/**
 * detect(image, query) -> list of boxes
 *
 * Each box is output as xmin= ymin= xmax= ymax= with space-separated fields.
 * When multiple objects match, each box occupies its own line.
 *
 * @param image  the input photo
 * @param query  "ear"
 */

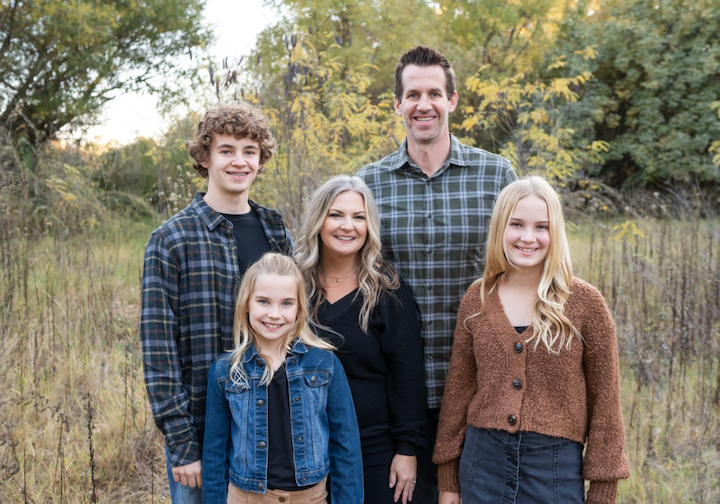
xmin=448 ymin=91 xmax=459 ymax=113
xmin=394 ymin=96 xmax=402 ymax=115
xmin=257 ymin=164 xmax=263 ymax=174
xmin=200 ymin=159 xmax=209 ymax=169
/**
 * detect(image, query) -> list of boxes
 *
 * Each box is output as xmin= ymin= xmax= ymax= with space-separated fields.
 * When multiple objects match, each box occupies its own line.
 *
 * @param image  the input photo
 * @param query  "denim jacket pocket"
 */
xmin=224 ymin=380 xmax=251 ymax=470
xmin=303 ymin=372 xmax=330 ymax=407
xmin=301 ymin=372 xmax=331 ymax=467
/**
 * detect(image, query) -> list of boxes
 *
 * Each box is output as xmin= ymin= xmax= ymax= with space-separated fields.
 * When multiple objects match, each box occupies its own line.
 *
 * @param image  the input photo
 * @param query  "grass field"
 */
xmin=1 ymin=214 xmax=719 ymax=502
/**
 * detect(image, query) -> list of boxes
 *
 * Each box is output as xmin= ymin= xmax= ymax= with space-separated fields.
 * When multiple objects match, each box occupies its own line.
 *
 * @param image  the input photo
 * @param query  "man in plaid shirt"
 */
xmin=141 ymin=104 xmax=293 ymax=503
xmin=357 ymin=46 xmax=517 ymax=503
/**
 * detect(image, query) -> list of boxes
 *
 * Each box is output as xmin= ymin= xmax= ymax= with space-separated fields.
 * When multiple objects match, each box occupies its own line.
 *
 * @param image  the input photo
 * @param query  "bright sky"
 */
xmin=85 ymin=1 xmax=277 ymax=145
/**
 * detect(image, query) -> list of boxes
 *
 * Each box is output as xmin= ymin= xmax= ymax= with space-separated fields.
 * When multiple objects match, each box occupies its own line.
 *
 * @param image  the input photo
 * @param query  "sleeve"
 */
xmin=432 ymin=288 xmax=480 ymax=493
xmin=283 ymin=227 xmax=295 ymax=255
xmin=140 ymin=231 xmax=200 ymax=466
xmin=201 ymin=361 xmax=232 ymax=503
xmin=377 ymin=278 xmax=427 ymax=456
xmin=502 ymin=158 xmax=518 ymax=187
xmin=327 ymin=354 xmax=364 ymax=504
xmin=581 ymin=286 xmax=631 ymax=504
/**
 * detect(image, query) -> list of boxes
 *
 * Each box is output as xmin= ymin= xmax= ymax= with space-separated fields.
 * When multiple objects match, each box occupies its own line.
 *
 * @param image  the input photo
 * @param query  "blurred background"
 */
xmin=1 ymin=0 xmax=719 ymax=501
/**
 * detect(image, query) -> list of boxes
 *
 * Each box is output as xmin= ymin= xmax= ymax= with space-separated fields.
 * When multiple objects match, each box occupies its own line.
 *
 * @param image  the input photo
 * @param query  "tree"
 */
xmin=0 ymin=0 xmax=211 ymax=145
xmin=555 ymin=0 xmax=720 ymax=187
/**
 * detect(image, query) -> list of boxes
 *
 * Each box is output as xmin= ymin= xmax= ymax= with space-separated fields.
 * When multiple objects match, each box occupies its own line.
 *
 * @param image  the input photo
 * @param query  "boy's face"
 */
xmin=201 ymin=133 xmax=262 ymax=202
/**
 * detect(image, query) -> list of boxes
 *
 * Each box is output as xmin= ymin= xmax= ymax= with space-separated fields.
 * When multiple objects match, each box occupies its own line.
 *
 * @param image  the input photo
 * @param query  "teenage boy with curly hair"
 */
xmin=141 ymin=103 xmax=293 ymax=503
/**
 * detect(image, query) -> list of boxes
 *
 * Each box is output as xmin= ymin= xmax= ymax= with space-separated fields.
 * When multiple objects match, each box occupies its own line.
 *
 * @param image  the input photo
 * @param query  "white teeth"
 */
xmin=336 ymin=236 xmax=354 ymax=241
xmin=416 ymin=118 xmax=433 ymax=122
xmin=518 ymin=247 xmax=537 ymax=252
xmin=264 ymin=323 xmax=281 ymax=328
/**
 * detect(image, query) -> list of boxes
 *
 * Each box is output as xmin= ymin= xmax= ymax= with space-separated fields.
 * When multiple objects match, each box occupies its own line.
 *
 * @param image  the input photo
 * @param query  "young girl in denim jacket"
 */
xmin=203 ymin=253 xmax=364 ymax=503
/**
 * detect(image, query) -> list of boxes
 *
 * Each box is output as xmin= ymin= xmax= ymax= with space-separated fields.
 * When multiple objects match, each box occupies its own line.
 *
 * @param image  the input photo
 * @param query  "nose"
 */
xmin=339 ymin=216 xmax=353 ymax=230
xmin=267 ymin=304 xmax=280 ymax=319
xmin=521 ymin=229 xmax=535 ymax=242
xmin=231 ymin=153 xmax=247 ymax=166
xmin=417 ymin=94 xmax=432 ymax=111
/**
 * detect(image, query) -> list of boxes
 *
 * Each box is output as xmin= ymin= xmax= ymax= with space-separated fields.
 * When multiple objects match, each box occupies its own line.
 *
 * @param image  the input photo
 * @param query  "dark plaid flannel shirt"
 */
xmin=141 ymin=193 xmax=293 ymax=467
xmin=358 ymin=135 xmax=517 ymax=409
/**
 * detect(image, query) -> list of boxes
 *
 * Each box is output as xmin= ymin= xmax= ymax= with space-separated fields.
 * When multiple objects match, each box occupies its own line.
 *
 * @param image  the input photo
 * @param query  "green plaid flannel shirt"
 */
xmin=141 ymin=193 xmax=293 ymax=467
xmin=358 ymin=135 xmax=517 ymax=409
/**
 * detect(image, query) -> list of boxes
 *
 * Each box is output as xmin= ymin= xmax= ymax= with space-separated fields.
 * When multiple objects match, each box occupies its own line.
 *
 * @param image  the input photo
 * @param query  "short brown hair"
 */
xmin=187 ymin=103 xmax=277 ymax=177
xmin=394 ymin=46 xmax=456 ymax=102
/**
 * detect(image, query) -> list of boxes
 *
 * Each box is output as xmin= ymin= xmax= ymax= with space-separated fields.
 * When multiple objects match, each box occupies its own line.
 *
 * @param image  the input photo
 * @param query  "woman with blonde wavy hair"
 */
xmin=296 ymin=175 xmax=426 ymax=504
xmin=433 ymin=177 xmax=629 ymax=504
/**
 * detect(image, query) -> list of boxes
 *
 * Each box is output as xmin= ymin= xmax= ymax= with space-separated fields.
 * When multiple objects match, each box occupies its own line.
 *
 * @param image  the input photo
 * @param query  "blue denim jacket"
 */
xmin=202 ymin=340 xmax=364 ymax=503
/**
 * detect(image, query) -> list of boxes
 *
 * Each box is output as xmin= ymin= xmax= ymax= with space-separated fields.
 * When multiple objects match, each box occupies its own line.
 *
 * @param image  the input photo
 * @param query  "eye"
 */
xmin=354 ymin=215 xmax=366 ymax=221
xmin=432 ymin=92 xmax=442 ymax=97
xmin=328 ymin=212 xmax=341 ymax=218
xmin=244 ymin=150 xmax=257 ymax=156
xmin=256 ymin=299 xmax=268 ymax=304
xmin=282 ymin=300 xmax=295 ymax=306
xmin=510 ymin=222 xmax=522 ymax=227
xmin=537 ymin=224 xmax=549 ymax=230
xmin=220 ymin=149 xmax=232 ymax=155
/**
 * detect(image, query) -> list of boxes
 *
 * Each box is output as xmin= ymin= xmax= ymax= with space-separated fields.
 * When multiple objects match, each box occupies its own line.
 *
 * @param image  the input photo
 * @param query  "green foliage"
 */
xmin=555 ymin=0 xmax=720 ymax=187
xmin=0 ymin=0 xmax=211 ymax=145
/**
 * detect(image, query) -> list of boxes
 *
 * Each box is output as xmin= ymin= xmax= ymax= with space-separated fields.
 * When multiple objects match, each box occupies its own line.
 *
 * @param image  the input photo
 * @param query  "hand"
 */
xmin=171 ymin=460 xmax=202 ymax=488
xmin=439 ymin=490 xmax=461 ymax=504
xmin=389 ymin=454 xmax=417 ymax=503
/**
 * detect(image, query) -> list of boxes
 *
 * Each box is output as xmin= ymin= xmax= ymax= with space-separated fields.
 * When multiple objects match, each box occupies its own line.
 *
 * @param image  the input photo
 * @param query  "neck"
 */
xmin=406 ymin=132 xmax=451 ymax=177
xmin=256 ymin=341 xmax=287 ymax=370
xmin=204 ymin=188 xmax=251 ymax=215
xmin=320 ymin=251 xmax=360 ymax=277
xmin=501 ymin=266 xmax=543 ymax=290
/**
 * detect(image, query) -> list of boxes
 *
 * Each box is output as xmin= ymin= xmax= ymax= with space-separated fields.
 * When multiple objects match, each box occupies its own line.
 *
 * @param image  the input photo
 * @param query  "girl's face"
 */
xmin=248 ymin=273 xmax=299 ymax=353
xmin=320 ymin=191 xmax=368 ymax=260
xmin=504 ymin=194 xmax=551 ymax=274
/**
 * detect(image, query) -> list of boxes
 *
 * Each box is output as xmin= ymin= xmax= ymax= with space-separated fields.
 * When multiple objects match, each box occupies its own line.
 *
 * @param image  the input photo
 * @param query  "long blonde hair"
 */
xmin=230 ymin=253 xmax=335 ymax=386
xmin=295 ymin=175 xmax=398 ymax=332
xmin=473 ymin=176 xmax=580 ymax=354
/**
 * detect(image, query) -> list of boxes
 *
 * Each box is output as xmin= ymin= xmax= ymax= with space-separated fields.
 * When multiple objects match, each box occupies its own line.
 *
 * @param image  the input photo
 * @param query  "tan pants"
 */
xmin=227 ymin=478 xmax=327 ymax=504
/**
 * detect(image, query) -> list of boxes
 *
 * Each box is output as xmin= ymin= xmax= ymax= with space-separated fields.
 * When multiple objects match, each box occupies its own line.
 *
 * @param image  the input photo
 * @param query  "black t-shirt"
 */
xmin=267 ymin=363 xmax=303 ymax=490
xmin=221 ymin=211 xmax=271 ymax=276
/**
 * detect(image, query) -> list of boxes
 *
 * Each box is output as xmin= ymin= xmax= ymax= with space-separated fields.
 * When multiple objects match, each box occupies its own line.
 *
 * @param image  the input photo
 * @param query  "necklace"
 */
xmin=321 ymin=267 xmax=358 ymax=284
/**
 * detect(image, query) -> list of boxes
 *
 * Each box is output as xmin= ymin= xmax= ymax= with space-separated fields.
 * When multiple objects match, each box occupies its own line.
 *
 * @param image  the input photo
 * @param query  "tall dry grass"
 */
xmin=1 ymin=199 xmax=719 ymax=501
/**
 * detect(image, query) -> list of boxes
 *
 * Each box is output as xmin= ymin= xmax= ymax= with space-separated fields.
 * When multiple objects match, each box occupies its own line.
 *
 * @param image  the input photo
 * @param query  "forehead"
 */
xmin=209 ymin=133 xmax=260 ymax=150
xmin=253 ymin=273 xmax=298 ymax=297
xmin=330 ymin=190 xmax=365 ymax=209
xmin=400 ymin=64 xmax=447 ymax=93
xmin=511 ymin=195 xmax=548 ymax=217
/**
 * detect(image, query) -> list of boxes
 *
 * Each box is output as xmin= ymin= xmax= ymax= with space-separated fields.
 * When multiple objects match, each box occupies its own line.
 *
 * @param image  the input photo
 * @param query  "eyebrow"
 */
xmin=328 ymin=207 xmax=366 ymax=214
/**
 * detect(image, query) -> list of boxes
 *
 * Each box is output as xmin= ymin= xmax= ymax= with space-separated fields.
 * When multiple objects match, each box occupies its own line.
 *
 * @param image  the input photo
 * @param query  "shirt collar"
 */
xmin=389 ymin=134 xmax=469 ymax=173
xmin=241 ymin=339 xmax=308 ymax=364
xmin=191 ymin=192 xmax=225 ymax=231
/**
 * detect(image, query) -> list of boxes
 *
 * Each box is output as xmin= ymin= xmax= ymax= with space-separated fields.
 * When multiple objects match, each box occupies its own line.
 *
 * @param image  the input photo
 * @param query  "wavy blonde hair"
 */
xmin=295 ymin=175 xmax=399 ymax=332
xmin=472 ymin=176 xmax=580 ymax=354
xmin=230 ymin=253 xmax=334 ymax=386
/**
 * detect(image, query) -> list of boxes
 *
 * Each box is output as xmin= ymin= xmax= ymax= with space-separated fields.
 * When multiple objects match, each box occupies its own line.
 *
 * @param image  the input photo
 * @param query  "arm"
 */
xmin=202 ymin=361 xmax=232 ymax=503
xmin=327 ymin=354 xmax=364 ymax=504
xmin=581 ymin=286 xmax=630 ymax=503
xmin=140 ymin=232 xmax=200 ymax=466
xmin=284 ymin=227 xmax=295 ymax=255
xmin=432 ymin=288 xmax=481 ymax=493
xmin=377 ymin=279 xmax=426 ymax=503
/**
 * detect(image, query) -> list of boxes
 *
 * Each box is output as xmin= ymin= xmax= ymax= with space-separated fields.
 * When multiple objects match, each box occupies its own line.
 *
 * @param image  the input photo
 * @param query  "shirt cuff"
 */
xmin=586 ymin=479 xmax=618 ymax=504
xmin=396 ymin=441 xmax=421 ymax=457
xmin=436 ymin=460 xmax=460 ymax=493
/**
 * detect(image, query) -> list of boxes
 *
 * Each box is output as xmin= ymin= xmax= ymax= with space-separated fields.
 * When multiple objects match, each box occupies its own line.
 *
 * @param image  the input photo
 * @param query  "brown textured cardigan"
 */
xmin=433 ymin=277 xmax=630 ymax=504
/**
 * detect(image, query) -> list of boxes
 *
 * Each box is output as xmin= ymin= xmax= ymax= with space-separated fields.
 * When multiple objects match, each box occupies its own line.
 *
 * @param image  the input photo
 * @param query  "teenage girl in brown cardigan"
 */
xmin=433 ymin=177 xmax=629 ymax=504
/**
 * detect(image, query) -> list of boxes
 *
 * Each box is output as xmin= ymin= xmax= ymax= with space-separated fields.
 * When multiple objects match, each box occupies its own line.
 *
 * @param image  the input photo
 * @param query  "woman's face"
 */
xmin=320 ymin=191 xmax=368 ymax=260
xmin=504 ymin=194 xmax=551 ymax=273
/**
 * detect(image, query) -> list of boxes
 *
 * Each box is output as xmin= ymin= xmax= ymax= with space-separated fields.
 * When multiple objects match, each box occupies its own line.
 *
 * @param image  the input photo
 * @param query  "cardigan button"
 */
xmin=508 ymin=414 xmax=517 ymax=426
xmin=514 ymin=342 xmax=523 ymax=353
xmin=279 ymin=498 xmax=286 ymax=503
xmin=512 ymin=379 xmax=523 ymax=390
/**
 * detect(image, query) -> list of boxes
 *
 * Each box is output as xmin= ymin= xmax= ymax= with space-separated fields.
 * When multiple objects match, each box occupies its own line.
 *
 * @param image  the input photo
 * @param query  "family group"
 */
xmin=140 ymin=46 xmax=630 ymax=504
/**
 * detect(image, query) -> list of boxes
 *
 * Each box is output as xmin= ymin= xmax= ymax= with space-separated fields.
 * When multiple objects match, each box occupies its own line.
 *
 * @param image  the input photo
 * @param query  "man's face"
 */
xmin=201 ymin=134 xmax=262 ymax=201
xmin=394 ymin=64 xmax=458 ymax=146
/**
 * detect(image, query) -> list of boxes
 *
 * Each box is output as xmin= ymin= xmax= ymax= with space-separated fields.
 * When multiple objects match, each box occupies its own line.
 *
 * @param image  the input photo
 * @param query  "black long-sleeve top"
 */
xmin=316 ymin=277 xmax=426 ymax=456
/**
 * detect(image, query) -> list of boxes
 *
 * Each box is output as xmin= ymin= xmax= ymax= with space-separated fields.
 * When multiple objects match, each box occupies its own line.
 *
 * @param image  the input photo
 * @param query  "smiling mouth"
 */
xmin=262 ymin=322 xmax=283 ymax=330
xmin=335 ymin=236 xmax=355 ymax=241
xmin=414 ymin=117 xmax=435 ymax=122
xmin=516 ymin=246 xmax=538 ymax=253
xmin=227 ymin=172 xmax=249 ymax=178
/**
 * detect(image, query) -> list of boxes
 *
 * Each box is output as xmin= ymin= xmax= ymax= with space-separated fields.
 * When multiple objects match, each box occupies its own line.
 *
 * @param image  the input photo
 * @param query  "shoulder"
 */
xmin=567 ymin=277 xmax=615 ymax=332
xmin=569 ymin=277 xmax=608 ymax=306
xmin=457 ymin=142 xmax=512 ymax=168
xmin=357 ymin=149 xmax=403 ymax=184
xmin=210 ymin=352 xmax=235 ymax=380
xmin=249 ymin=200 xmax=284 ymax=223
xmin=148 ymin=203 xmax=200 ymax=247
xmin=301 ymin=346 xmax=336 ymax=369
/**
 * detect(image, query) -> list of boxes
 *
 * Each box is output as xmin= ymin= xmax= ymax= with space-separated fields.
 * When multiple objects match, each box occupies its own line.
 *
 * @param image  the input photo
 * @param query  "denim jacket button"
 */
xmin=310 ymin=375 xmax=317 ymax=383
xmin=279 ymin=498 xmax=286 ymax=503
xmin=258 ymin=441 xmax=266 ymax=449
xmin=294 ymin=396 xmax=300 ymax=401
xmin=257 ymin=482 xmax=264 ymax=490
xmin=297 ymin=436 xmax=303 ymax=442
xmin=257 ymin=399 xmax=265 ymax=407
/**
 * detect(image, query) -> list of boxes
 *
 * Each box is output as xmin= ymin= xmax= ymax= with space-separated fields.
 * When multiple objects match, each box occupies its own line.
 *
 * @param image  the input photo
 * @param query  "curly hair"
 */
xmin=186 ymin=103 xmax=277 ymax=178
